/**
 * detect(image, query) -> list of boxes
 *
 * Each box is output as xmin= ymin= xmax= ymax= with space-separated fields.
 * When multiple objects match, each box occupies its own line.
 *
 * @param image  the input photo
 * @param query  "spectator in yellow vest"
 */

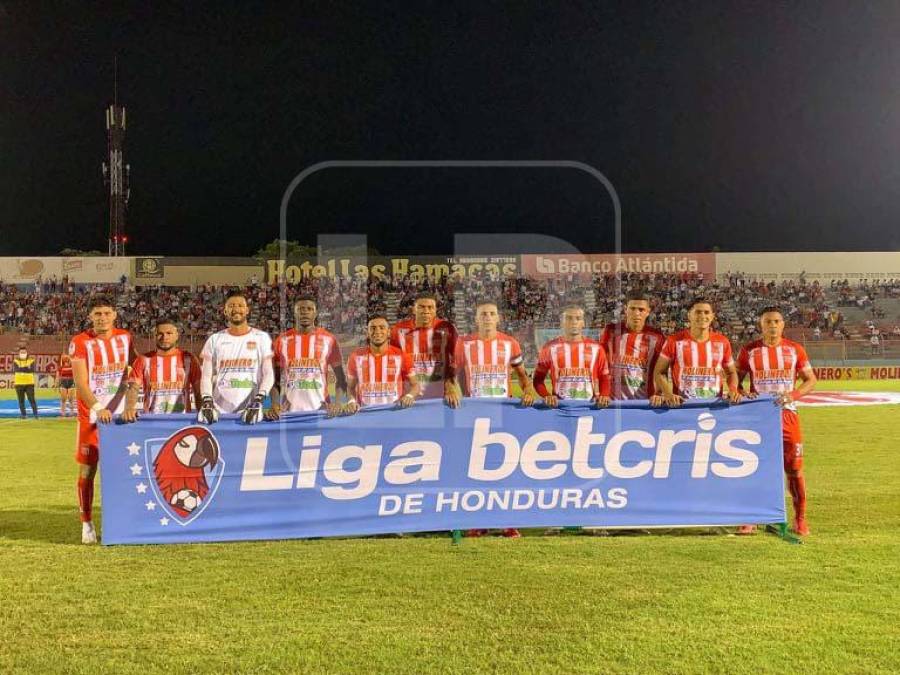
xmin=13 ymin=347 xmax=38 ymax=419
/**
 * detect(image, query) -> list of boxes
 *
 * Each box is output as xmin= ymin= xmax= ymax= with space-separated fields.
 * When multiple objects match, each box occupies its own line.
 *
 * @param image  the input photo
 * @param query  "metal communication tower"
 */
xmin=103 ymin=62 xmax=130 ymax=256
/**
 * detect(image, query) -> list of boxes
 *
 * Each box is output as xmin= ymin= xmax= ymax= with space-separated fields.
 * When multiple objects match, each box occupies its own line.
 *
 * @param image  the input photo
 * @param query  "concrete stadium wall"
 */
xmin=4 ymin=252 xmax=899 ymax=286
xmin=716 ymin=252 xmax=900 ymax=281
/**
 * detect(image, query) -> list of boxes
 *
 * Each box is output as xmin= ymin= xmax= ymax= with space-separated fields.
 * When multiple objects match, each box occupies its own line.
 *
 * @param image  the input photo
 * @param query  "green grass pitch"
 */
xmin=1 ymin=382 xmax=898 ymax=673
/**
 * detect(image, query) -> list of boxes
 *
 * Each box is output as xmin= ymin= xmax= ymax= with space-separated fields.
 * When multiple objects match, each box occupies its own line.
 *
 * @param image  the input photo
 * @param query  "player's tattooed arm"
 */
xmin=443 ymin=377 xmax=461 ymax=409
xmin=122 ymin=382 xmax=140 ymax=423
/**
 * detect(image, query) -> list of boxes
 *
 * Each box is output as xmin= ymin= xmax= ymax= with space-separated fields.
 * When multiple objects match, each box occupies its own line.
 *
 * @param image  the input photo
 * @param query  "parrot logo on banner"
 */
xmin=144 ymin=426 xmax=224 ymax=525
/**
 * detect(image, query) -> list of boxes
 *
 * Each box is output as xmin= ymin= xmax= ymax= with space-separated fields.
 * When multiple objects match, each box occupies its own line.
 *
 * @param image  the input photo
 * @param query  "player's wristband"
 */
xmin=91 ymin=402 xmax=104 ymax=413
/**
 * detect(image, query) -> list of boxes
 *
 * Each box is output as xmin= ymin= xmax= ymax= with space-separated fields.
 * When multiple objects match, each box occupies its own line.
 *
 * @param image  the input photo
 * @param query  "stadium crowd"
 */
xmin=1 ymin=273 xmax=899 ymax=358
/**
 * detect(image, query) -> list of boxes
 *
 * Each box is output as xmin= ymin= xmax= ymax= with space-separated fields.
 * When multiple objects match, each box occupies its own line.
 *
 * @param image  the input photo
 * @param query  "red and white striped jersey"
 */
xmin=599 ymin=322 xmax=664 ymax=399
xmin=454 ymin=332 xmax=523 ymax=398
xmin=273 ymin=328 xmax=343 ymax=412
xmin=390 ymin=318 xmax=457 ymax=399
xmin=68 ymin=328 xmax=133 ymax=418
xmin=129 ymin=349 xmax=200 ymax=414
xmin=737 ymin=338 xmax=812 ymax=412
xmin=347 ymin=345 xmax=413 ymax=407
xmin=660 ymin=330 xmax=734 ymax=400
xmin=533 ymin=337 xmax=610 ymax=400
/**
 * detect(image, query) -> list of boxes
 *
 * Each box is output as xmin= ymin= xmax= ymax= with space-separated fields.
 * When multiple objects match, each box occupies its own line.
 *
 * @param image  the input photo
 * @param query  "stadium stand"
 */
xmin=2 ymin=274 xmax=898 ymax=371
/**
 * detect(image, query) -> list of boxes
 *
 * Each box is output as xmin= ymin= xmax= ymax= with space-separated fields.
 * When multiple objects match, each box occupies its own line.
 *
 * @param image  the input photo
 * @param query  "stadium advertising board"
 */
xmin=521 ymin=253 xmax=716 ymax=278
xmin=267 ymin=255 xmax=519 ymax=284
xmin=99 ymin=398 xmax=784 ymax=545
xmin=134 ymin=257 xmax=165 ymax=278
xmin=715 ymin=251 xmax=900 ymax=281
xmin=0 ymin=353 xmax=60 ymax=389
xmin=812 ymin=366 xmax=900 ymax=380
xmin=0 ymin=374 xmax=54 ymax=389
xmin=0 ymin=353 xmax=59 ymax=375
xmin=0 ymin=257 xmax=132 ymax=284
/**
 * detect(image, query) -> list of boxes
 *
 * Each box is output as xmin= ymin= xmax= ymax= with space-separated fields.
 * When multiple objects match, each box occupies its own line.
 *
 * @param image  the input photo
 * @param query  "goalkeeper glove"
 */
xmin=241 ymin=394 xmax=265 ymax=425
xmin=197 ymin=396 xmax=219 ymax=425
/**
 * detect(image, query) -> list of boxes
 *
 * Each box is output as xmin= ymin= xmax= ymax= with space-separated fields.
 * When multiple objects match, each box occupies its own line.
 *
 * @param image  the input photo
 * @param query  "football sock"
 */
xmin=77 ymin=477 xmax=94 ymax=523
xmin=787 ymin=472 xmax=806 ymax=520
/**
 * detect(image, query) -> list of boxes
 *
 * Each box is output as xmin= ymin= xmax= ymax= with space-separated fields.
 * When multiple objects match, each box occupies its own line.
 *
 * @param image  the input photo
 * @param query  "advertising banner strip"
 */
xmin=266 ymin=255 xmax=519 ymax=284
xmin=812 ymin=366 xmax=900 ymax=380
xmin=520 ymin=252 xmax=716 ymax=278
xmin=99 ymin=398 xmax=785 ymax=545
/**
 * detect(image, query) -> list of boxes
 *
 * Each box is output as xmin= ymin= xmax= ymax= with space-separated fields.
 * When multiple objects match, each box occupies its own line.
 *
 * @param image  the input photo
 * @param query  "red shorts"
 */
xmin=74 ymin=417 xmax=99 ymax=466
xmin=782 ymin=410 xmax=803 ymax=472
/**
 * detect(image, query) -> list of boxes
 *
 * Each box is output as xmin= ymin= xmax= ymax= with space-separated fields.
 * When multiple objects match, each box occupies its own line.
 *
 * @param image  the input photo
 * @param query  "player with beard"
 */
xmin=266 ymin=295 xmax=348 ymax=418
xmin=344 ymin=315 xmax=420 ymax=412
xmin=197 ymin=290 xmax=274 ymax=425
xmin=69 ymin=295 xmax=136 ymax=543
xmin=122 ymin=318 xmax=201 ymax=419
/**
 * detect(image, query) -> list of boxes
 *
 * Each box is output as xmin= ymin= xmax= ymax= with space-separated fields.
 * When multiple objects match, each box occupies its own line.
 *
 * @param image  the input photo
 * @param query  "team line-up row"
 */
xmin=62 ymin=289 xmax=816 ymax=543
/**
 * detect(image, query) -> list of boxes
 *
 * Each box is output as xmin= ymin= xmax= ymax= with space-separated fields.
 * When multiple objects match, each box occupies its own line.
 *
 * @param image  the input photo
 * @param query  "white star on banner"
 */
xmin=129 ymin=463 xmax=142 ymax=476
xmin=127 ymin=442 xmax=140 ymax=456
xmin=160 ymin=517 xmax=169 ymax=526
xmin=145 ymin=501 xmax=156 ymax=511
xmin=136 ymin=482 xmax=148 ymax=494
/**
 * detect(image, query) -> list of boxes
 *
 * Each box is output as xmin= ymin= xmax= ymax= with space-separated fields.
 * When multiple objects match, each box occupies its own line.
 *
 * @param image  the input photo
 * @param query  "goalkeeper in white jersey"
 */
xmin=197 ymin=289 xmax=274 ymax=424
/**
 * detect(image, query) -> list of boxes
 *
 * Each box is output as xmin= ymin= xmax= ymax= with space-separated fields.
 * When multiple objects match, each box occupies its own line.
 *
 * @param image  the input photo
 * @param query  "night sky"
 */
xmin=2 ymin=1 xmax=900 ymax=257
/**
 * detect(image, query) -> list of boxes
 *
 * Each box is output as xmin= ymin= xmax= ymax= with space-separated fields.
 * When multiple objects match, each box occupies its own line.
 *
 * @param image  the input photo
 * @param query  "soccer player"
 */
xmin=58 ymin=352 xmax=76 ymax=416
xmin=267 ymin=295 xmax=348 ymax=418
xmin=454 ymin=300 xmax=537 ymax=539
xmin=651 ymin=298 xmax=742 ymax=406
xmin=344 ymin=315 xmax=420 ymax=413
xmin=736 ymin=307 xmax=817 ymax=536
xmin=453 ymin=300 xmax=537 ymax=405
xmin=122 ymin=318 xmax=201 ymax=420
xmin=69 ymin=295 xmax=136 ymax=544
xmin=197 ymin=290 xmax=274 ymax=425
xmin=390 ymin=292 xmax=459 ymax=407
xmin=600 ymin=290 xmax=665 ymax=400
xmin=533 ymin=304 xmax=611 ymax=407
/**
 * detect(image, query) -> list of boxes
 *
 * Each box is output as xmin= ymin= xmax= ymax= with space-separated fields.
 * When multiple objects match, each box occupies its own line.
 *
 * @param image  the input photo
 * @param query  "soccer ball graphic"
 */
xmin=170 ymin=489 xmax=201 ymax=513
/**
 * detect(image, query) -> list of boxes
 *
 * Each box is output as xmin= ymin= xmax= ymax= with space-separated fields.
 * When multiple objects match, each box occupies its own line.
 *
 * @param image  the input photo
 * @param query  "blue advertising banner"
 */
xmin=99 ymin=398 xmax=785 ymax=545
